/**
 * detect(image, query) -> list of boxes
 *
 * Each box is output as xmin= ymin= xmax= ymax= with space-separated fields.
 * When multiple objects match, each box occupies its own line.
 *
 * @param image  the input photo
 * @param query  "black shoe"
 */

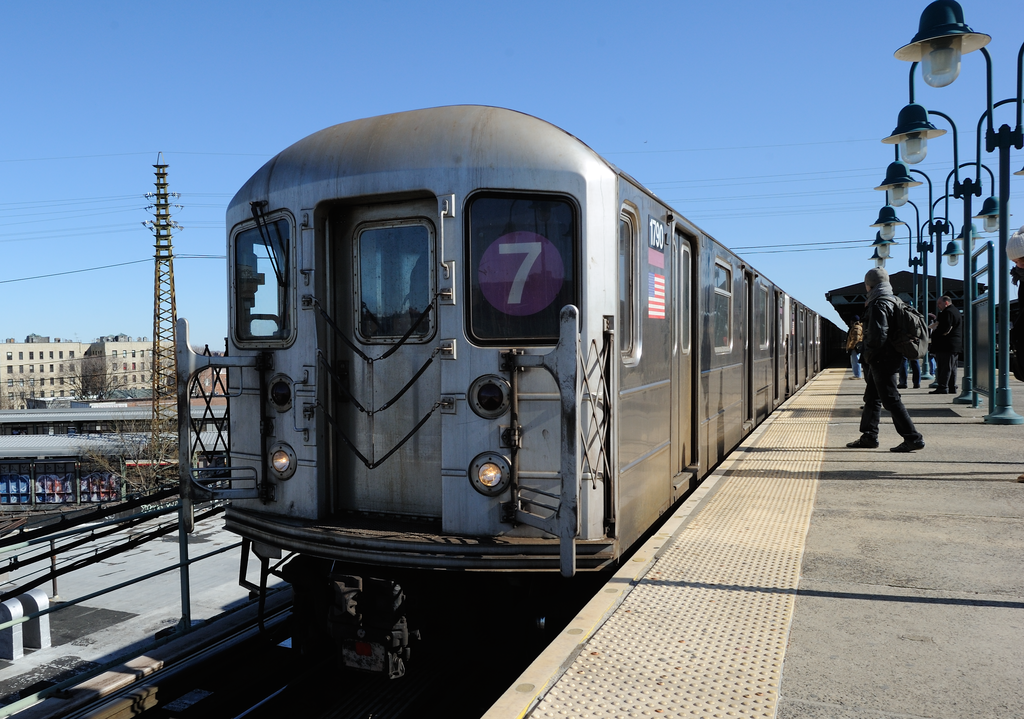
xmin=847 ymin=436 xmax=879 ymax=448
xmin=929 ymin=389 xmax=947 ymax=394
xmin=890 ymin=439 xmax=926 ymax=452
xmin=897 ymin=384 xmax=907 ymax=389
xmin=913 ymin=384 xmax=920 ymax=389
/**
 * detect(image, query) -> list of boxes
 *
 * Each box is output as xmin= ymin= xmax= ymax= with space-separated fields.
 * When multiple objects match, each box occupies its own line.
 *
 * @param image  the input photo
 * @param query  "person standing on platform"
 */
xmin=1007 ymin=225 xmax=1024 ymax=482
xmin=847 ymin=267 xmax=926 ymax=452
xmin=845 ymin=315 xmax=863 ymax=379
xmin=930 ymin=295 xmax=963 ymax=395
xmin=898 ymin=358 xmax=921 ymax=389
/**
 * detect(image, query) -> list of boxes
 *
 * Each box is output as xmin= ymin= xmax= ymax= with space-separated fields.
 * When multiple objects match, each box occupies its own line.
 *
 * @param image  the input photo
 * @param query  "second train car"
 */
xmin=177 ymin=106 xmax=823 ymax=676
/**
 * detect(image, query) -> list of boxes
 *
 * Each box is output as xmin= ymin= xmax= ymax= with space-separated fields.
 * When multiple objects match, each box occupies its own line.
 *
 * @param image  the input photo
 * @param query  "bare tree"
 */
xmin=67 ymin=353 xmax=121 ymax=400
xmin=82 ymin=419 xmax=177 ymax=494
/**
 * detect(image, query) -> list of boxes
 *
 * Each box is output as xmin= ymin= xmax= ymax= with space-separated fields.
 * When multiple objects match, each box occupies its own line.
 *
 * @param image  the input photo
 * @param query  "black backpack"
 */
xmin=888 ymin=297 xmax=930 ymax=361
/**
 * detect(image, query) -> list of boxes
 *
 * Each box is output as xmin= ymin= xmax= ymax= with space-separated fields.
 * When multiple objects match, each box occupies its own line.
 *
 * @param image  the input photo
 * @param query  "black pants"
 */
xmin=934 ymin=350 xmax=958 ymax=392
xmin=860 ymin=362 xmax=923 ymax=442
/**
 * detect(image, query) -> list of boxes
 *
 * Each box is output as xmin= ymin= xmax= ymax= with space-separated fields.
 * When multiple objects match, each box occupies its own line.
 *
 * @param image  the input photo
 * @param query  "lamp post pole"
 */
xmin=892 ymin=0 xmax=1022 ymax=424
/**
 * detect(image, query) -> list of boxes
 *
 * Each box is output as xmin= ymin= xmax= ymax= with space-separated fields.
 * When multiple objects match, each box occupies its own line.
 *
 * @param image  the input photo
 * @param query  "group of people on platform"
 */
xmin=842 ymin=224 xmax=1024 ymax=466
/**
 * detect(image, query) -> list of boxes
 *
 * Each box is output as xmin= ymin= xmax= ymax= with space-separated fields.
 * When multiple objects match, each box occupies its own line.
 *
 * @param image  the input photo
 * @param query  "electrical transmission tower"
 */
xmin=144 ymin=155 xmax=181 ymax=479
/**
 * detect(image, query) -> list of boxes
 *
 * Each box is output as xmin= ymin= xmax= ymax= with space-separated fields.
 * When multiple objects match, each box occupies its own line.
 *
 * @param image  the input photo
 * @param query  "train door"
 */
xmin=671 ymin=228 xmax=694 ymax=494
xmin=788 ymin=301 xmax=796 ymax=395
xmin=327 ymin=199 xmax=442 ymax=517
xmin=773 ymin=290 xmax=782 ymax=404
xmin=794 ymin=309 xmax=802 ymax=389
xmin=743 ymin=270 xmax=754 ymax=429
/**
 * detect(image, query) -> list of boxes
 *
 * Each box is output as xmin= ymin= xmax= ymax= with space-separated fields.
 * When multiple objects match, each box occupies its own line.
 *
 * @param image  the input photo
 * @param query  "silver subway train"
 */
xmin=177 ymin=106 xmax=823 ymax=675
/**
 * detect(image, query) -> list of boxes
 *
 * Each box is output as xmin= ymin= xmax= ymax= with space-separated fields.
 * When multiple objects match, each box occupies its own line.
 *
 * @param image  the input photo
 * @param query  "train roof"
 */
xmin=229 ymin=105 xmax=616 ymax=217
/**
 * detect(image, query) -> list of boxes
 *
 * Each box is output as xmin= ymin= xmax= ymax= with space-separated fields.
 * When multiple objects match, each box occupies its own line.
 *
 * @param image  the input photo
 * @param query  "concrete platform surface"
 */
xmin=487 ymin=368 xmax=1024 ymax=719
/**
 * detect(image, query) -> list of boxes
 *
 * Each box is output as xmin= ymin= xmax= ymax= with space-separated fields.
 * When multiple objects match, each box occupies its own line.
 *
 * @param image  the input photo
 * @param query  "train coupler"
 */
xmin=326 ymin=574 xmax=419 ymax=679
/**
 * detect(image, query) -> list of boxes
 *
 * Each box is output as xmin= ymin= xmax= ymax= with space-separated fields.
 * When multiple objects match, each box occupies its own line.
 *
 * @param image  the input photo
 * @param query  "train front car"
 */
xmin=176 ymin=106 xmax=620 ymax=675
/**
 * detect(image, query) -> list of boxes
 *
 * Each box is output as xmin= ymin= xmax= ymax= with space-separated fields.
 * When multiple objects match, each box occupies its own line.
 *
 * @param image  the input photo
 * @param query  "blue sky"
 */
xmin=1 ymin=0 xmax=1022 ymax=347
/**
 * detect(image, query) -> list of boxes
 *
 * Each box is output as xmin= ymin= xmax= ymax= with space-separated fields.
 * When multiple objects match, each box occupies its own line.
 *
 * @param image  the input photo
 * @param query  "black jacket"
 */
xmin=863 ymin=296 xmax=902 ymax=368
xmin=932 ymin=305 xmax=963 ymax=354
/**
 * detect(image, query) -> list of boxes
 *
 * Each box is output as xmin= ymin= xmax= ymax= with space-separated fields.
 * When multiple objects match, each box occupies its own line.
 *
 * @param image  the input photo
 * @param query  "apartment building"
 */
xmin=3 ymin=334 xmax=153 ymax=408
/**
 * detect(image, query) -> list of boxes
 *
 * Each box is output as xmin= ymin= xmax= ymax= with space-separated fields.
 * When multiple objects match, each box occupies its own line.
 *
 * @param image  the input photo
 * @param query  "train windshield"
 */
xmin=234 ymin=218 xmax=290 ymax=342
xmin=467 ymin=194 xmax=576 ymax=343
xmin=357 ymin=223 xmax=433 ymax=341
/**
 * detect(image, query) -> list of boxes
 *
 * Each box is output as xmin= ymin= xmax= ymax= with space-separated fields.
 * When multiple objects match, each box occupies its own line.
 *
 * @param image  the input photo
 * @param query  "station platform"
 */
xmin=486 ymin=367 xmax=1024 ymax=719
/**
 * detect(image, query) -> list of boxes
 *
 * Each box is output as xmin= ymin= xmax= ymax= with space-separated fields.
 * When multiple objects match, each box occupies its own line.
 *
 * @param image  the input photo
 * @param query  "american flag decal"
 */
xmin=648 ymin=272 xmax=665 ymax=319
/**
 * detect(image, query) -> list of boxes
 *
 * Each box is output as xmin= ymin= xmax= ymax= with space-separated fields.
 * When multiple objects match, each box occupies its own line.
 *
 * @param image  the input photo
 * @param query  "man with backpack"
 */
xmin=846 ymin=267 xmax=926 ymax=452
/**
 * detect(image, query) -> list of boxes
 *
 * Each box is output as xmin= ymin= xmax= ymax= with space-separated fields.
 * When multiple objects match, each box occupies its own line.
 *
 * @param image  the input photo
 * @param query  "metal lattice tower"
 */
xmin=144 ymin=157 xmax=180 ymax=473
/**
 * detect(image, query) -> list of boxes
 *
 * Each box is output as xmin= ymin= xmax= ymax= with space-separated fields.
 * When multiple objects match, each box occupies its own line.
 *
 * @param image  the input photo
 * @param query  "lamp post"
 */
xmin=894 ymin=0 xmax=1023 ymax=424
xmin=886 ymin=89 xmax=997 ymax=404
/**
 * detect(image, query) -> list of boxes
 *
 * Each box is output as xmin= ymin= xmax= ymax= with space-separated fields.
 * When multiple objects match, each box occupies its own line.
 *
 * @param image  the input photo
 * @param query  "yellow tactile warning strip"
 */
xmin=484 ymin=369 xmax=843 ymax=719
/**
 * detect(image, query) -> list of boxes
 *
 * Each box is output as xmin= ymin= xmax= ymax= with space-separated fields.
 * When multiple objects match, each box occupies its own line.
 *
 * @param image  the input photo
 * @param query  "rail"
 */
xmin=0 ymin=494 xmax=276 ymax=718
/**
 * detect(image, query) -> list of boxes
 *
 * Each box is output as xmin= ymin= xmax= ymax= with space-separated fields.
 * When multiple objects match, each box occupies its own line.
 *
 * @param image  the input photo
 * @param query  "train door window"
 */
xmin=355 ymin=222 xmax=434 ymax=342
xmin=619 ymin=208 xmax=640 ymax=363
xmin=466 ymin=193 xmax=577 ymax=344
xmin=758 ymin=285 xmax=770 ymax=349
xmin=233 ymin=215 xmax=292 ymax=343
xmin=713 ymin=260 xmax=732 ymax=352
xmin=678 ymin=235 xmax=691 ymax=353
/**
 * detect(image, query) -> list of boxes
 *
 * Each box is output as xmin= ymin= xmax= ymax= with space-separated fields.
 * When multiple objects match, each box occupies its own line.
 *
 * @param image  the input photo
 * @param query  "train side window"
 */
xmin=713 ymin=260 xmax=732 ymax=352
xmin=759 ymin=285 xmax=770 ymax=349
xmin=356 ymin=222 xmax=434 ymax=342
xmin=619 ymin=210 xmax=640 ymax=363
xmin=233 ymin=216 xmax=291 ymax=343
xmin=466 ymin=193 xmax=576 ymax=344
xmin=679 ymin=236 xmax=691 ymax=354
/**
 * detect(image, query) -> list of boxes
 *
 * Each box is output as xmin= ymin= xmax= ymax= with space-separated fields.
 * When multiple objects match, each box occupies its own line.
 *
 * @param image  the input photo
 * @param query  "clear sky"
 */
xmin=1 ymin=0 xmax=1022 ymax=348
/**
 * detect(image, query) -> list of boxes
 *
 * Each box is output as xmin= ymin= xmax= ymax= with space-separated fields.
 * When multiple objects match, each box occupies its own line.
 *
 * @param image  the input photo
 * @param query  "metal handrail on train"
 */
xmin=176 ymin=319 xmax=261 ymax=533
xmin=502 ymin=305 xmax=582 ymax=577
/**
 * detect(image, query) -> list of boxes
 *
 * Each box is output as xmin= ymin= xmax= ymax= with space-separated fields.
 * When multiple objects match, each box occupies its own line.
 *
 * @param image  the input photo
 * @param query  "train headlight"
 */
xmin=468 ymin=452 xmax=511 ymax=497
xmin=268 ymin=375 xmax=292 ymax=412
xmin=468 ymin=375 xmax=511 ymax=419
xmin=268 ymin=442 xmax=297 ymax=480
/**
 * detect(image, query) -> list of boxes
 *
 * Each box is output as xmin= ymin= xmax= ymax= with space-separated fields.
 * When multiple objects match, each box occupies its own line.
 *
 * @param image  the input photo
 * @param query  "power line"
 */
xmin=601 ymin=137 xmax=884 ymax=156
xmin=0 ymin=151 xmax=271 ymax=164
xmin=0 ymin=255 xmax=224 ymax=285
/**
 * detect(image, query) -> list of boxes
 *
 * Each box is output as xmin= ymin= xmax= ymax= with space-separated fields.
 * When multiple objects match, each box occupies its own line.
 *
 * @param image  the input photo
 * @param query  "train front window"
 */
xmin=356 ymin=223 xmax=434 ymax=342
xmin=234 ymin=218 xmax=291 ymax=342
xmin=467 ymin=194 xmax=576 ymax=344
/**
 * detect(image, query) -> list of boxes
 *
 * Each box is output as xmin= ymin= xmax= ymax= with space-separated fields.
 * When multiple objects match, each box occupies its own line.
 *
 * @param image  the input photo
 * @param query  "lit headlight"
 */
xmin=272 ymin=451 xmax=290 ymax=473
xmin=468 ymin=375 xmax=511 ymax=419
xmin=468 ymin=451 xmax=511 ymax=497
xmin=268 ymin=442 xmax=296 ymax=480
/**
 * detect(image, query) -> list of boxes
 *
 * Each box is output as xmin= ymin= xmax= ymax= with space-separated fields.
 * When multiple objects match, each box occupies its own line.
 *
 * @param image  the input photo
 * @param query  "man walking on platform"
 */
xmin=846 ymin=267 xmax=925 ymax=452
xmin=930 ymin=295 xmax=962 ymax=395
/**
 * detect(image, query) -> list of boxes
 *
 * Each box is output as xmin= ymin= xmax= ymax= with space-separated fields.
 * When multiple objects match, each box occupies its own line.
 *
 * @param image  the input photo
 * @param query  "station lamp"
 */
xmin=871 ymin=231 xmax=896 ymax=260
xmin=893 ymin=0 xmax=990 ymax=88
xmin=870 ymin=205 xmax=906 ymax=241
xmin=869 ymin=247 xmax=887 ymax=268
xmin=972 ymin=196 xmax=1002 ymax=233
xmin=874 ymin=161 xmax=921 ymax=207
xmin=882 ymin=103 xmax=946 ymax=164
xmin=942 ymin=238 xmax=964 ymax=266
